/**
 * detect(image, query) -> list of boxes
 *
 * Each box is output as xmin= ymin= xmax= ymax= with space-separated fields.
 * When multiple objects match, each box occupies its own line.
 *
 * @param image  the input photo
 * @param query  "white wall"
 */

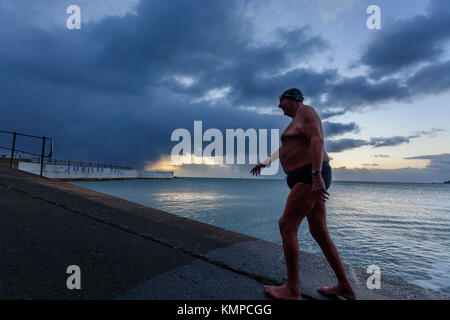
xmin=137 ymin=170 xmax=174 ymax=179
xmin=18 ymin=162 xmax=173 ymax=180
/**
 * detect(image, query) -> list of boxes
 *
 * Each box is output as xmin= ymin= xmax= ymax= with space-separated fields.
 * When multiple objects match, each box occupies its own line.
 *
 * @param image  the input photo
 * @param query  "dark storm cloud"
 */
xmin=0 ymin=0 xmax=449 ymax=170
xmin=325 ymin=138 xmax=369 ymax=153
xmin=368 ymin=128 xmax=445 ymax=149
xmin=1 ymin=0 xmax=320 ymax=166
xmin=407 ymin=60 xmax=450 ymax=95
xmin=323 ymin=121 xmax=360 ymax=137
xmin=325 ymin=128 xmax=444 ymax=153
xmin=369 ymin=136 xmax=412 ymax=148
xmin=1 ymin=1 xmax=329 ymax=99
xmin=319 ymin=109 xmax=347 ymax=119
xmin=323 ymin=76 xmax=410 ymax=109
xmin=359 ymin=0 xmax=450 ymax=79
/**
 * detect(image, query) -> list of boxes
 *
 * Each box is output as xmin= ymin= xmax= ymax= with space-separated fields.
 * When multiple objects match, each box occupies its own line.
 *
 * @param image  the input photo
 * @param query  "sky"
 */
xmin=0 ymin=0 xmax=449 ymax=182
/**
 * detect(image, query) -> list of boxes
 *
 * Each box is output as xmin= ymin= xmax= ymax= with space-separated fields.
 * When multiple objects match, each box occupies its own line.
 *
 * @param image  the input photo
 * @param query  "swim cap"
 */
xmin=279 ymin=88 xmax=304 ymax=102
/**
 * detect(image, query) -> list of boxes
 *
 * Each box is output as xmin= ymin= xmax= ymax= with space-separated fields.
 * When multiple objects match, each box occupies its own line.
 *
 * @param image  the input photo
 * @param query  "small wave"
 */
xmin=412 ymin=261 xmax=450 ymax=294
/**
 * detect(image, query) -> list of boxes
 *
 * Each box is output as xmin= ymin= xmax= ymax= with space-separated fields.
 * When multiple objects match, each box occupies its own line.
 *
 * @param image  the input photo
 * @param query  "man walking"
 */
xmin=251 ymin=88 xmax=355 ymax=300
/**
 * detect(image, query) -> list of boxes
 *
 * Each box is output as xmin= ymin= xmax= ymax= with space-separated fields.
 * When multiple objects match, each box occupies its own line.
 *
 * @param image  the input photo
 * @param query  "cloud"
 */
xmin=0 ymin=0 xmax=448 ymax=175
xmin=323 ymin=121 xmax=360 ymax=137
xmin=369 ymin=128 xmax=445 ymax=148
xmin=405 ymin=153 xmax=450 ymax=169
xmin=322 ymin=76 xmax=410 ymax=110
xmin=333 ymin=153 xmax=450 ymax=182
xmin=412 ymin=128 xmax=445 ymax=137
xmin=407 ymin=60 xmax=450 ymax=95
xmin=192 ymin=87 xmax=232 ymax=104
xmin=0 ymin=0 xmax=140 ymax=31
xmin=0 ymin=0 xmax=424 ymax=121
xmin=369 ymin=136 xmax=412 ymax=148
xmin=0 ymin=0 xmax=300 ymax=167
xmin=326 ymin=128 xmax=444 ymax=153
xmin=314 ymin=0 xmax=356 ymax=22
xmin=359 ymin=0 xmax=450 ymax=79
xmin=325 ymin=138 xmax=369 ymax=153
xmin=371 ymin=154 xmax=390 ymax=158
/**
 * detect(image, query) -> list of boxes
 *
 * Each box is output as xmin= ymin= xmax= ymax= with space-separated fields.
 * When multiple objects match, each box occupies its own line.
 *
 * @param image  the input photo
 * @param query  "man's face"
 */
xmin=278 ymin=98 xmax=297 ymax=117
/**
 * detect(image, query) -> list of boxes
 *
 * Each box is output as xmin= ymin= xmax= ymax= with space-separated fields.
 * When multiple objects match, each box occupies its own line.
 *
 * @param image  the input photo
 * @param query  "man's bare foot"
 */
xmin=318 ymin=284 xmax=356 ymax=300
xmin=264 ymin=284 xmax=302 ymax=300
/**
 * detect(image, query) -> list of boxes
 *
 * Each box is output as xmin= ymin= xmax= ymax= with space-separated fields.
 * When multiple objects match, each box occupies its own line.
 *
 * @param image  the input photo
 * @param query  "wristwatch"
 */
xmin=311 ymin=169 xmax=321 ymax=175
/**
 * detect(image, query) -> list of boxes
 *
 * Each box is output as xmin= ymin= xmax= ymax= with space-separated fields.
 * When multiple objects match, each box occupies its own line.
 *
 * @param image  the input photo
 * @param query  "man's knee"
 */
xmin=278 ymin=216 xmax=287 ymax=231
xmin=279 ymin=217 xmax=296 ymax=236
xmin=309 ymin=224 xmax=328 ymax=242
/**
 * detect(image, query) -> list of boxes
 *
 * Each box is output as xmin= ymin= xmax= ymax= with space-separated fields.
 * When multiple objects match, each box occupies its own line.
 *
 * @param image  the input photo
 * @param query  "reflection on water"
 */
xmin=154 ymin=191 xmax=225 ymax=202
xmin=71 ymin=178 xmax=450 ymax=294
xmin=151 ymin=191 xmax=240 ymax=220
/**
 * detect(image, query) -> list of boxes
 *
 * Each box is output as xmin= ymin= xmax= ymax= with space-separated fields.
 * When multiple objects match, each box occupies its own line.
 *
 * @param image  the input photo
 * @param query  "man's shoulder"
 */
xmin=295 ymin=105 xmax=318 ymax=120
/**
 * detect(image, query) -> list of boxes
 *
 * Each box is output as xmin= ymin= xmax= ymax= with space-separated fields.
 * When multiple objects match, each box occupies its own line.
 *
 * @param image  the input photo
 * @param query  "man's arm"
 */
xmin=261 ymin=148 xmax=279 ymax=165
xmin=251 ymin=148 xmax=279 ymax=176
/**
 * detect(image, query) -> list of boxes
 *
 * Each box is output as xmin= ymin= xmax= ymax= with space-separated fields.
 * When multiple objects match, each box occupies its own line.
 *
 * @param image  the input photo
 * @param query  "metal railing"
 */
xmin=0 ymin=130 xmax=53 ymax=176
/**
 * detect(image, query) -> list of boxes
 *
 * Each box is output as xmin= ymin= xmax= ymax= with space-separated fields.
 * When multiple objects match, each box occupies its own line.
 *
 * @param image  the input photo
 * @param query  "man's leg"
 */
xmin=307 ymin=201 xmax=356 ymax=300
xmin=265 ymin=183 xmax=316 ymax=300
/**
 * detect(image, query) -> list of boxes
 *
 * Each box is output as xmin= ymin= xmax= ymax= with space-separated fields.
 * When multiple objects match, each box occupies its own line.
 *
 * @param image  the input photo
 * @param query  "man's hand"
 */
xmin=312 ymin=175 xmax=329 ymax=202
xmin=250 ymin=163 xmax=267 ymax=176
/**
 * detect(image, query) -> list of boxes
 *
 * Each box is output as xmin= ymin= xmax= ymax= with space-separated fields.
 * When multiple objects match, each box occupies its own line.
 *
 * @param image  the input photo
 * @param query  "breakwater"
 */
xmin=17 ymin=161 xmax=173 ymax=180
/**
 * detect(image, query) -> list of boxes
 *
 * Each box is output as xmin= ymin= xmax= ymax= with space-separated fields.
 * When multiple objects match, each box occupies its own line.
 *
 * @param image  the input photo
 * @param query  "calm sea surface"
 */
xmin=71 ymin=178 xmax=450 ymax=294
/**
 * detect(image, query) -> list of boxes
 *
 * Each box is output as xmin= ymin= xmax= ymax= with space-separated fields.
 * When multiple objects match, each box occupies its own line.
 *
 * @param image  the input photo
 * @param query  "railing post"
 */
xmin=40 ymin=136 xmax=46 ymax=177
xmin=9 ymin=132 xmax=16 ymax=168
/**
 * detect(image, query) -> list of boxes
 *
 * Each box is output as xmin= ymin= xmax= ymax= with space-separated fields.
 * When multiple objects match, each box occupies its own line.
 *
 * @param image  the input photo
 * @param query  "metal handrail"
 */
xmin=0 ymin=130 xmax=53 ymax=176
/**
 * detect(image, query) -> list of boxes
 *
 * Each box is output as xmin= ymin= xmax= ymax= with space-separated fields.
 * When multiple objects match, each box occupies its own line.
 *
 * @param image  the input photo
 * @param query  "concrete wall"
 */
xmin=18 ymin=162 xmax=173 ymax=180
xmin=137 ymin=170 xmax=174 ymax=179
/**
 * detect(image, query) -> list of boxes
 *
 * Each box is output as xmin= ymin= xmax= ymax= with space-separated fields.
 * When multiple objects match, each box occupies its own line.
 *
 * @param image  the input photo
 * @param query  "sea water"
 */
xmin=71 ymin=178 xmax=450 ymax=294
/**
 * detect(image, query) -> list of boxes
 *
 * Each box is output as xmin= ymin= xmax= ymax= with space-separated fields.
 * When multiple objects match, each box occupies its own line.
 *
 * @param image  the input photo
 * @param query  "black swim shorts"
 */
xmin=286 ymin=162 xmax=332 ymax=190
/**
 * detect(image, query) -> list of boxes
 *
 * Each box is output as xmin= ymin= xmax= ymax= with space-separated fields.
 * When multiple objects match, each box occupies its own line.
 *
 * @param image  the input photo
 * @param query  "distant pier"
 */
xmin=1 ymin=156 xmax=173 ymax=180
